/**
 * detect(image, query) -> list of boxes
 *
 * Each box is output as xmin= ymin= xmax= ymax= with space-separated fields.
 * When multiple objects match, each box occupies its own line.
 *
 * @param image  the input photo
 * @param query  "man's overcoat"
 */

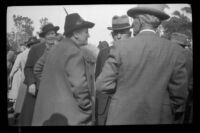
xmin=96 ymin=31 xmax=188 ymax=125
xmin=32 ymin=38 xmax=94 ymax=126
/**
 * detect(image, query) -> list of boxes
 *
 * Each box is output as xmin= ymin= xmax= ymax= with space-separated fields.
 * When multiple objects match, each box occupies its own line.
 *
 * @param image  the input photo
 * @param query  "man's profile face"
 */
xmin=112 ymin=29 xmax=131 ymax=41
xmin=75 ymin=28 xmax=90 ymax=46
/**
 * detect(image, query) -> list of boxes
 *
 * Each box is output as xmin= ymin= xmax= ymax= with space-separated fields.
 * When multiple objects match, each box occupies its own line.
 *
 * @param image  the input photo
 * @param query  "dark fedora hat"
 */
xmin=63 ymin=13 xmax=94 ymax=36
xmin=127 ymin=4 xmax=170 ymax=21
xmin=39 ymin=23 xmax=60 ymax=38
xmin=107 ymin=15 xmax=132 ymax=31
xmin=26 ymin=37 xmax=40 ymax=47
xmin=171 ymin=32 xmax=188 ymax=46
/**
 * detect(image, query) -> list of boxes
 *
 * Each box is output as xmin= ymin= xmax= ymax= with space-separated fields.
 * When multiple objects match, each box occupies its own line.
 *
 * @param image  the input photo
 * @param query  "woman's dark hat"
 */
xmin=127 ymin=4 xmax=170 ymax=21
xmin=26 ymin=37 xmax=40 ymax=47
xmin=39 ymin=23 xmax=60 ymax=38
xmin=63 ymin=13 xmax=95 ymax=36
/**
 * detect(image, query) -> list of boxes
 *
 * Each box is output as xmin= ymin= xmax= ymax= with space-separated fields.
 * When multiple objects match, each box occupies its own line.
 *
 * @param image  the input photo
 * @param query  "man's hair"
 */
xmin=136 ymin=14 xmax=161 ymax=29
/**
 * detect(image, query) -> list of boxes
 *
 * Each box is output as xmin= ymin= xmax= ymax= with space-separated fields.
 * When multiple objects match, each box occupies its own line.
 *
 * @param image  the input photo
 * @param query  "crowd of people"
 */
xmin=7 ymin=4 xmax=193 ymax=126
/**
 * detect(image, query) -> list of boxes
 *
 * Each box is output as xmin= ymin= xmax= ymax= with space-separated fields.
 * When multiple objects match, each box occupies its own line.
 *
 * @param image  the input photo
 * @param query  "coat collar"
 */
xmin=137 ymin=29 xmax=159 ymax=37
xmin=63 ymin=37 xmax=81 ymax=49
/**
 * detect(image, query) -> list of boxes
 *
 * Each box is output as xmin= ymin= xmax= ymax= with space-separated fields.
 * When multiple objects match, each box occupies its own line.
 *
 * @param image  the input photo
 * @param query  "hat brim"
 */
xmin=107 ymin=25 xmax=132 ymax=30
xmin=39 ymin=26 xmax=60 ymax=38
xmin=127 ymin=7 xmax=170 ymax=21
xmin=27 ymin=40 xmax=40 ymax=47
xmin=64 ymin=21 xmax=94 ymax=36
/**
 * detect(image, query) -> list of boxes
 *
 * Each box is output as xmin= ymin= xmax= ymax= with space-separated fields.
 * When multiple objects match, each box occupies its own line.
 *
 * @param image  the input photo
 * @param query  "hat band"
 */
xmin=112 ymin=23 xmax=130 ymax=29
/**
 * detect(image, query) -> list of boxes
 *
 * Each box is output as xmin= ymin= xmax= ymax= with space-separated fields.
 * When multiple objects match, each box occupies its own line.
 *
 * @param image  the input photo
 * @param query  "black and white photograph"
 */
xmin=6 ymin=4 xmax=193 ymax=127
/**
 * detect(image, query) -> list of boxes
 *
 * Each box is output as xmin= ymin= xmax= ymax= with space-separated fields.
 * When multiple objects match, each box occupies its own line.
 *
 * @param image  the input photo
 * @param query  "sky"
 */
xmin=7 ymin=4 xmax=191 ymax=48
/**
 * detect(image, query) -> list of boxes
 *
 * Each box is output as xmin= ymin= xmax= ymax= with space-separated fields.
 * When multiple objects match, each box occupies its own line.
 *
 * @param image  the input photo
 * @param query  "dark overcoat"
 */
xmin=96 ymin=31 xmax=188 ymax=125
xmin=95 ymin=47 xmax=112 ymax=125
xmin=182 ymin=49 xmax=193 ymax=123
xmin=32 ymin=38 xmax=94 ymax=126
xmin=19 ymin=42 xmax=46 ymax=126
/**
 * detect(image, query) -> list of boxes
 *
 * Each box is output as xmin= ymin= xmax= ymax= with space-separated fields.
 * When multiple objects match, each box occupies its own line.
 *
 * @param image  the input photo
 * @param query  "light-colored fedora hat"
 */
xmin=127 ymin=4 xmax=170 ymax=21
xmin=107 ymin=15 xmax=132 ymax=30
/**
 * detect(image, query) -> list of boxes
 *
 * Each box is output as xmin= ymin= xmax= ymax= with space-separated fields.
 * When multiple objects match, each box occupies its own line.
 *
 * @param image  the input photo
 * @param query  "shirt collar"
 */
xmin=139 ymin=29 xmax=156 ymax=34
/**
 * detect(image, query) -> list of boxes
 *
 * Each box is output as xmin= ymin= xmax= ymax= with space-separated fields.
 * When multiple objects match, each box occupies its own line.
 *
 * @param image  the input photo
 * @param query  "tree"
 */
xmin=161 ymin=6 xmax=192 ymax=40
xmin=39 ymin=17 xmax=49 ymax=30
xmin=11 ymin=15 xmax=35 ymax=51
xmin=13 ymin=15 xmax=34 ymax=36
xmin=36 ymin=17 xmax=49 ymax=36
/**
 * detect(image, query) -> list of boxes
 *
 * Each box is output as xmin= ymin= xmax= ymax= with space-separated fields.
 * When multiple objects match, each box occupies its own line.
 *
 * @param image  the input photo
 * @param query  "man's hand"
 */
xmin=28 ymin=84 xmax=36 ymax=96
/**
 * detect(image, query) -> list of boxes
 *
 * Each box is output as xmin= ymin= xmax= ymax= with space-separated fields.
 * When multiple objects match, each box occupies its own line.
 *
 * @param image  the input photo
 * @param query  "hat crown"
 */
xmin=42 ymin=23 xmax=55 ymax=32
xmin=137 ymin=4 xmax=168 ymax=12
xmin=27 ymin=37 xmax=37 ymax=43
xmin=65 ymin=13 xmax=84 ymax=27
xmin=64 ymin=13 xmax=94 ymax=36
xmin=108 ymin=15 xmax=131 ymax=30
xmin=112 ymin=15 xmax=130 ymax=25
xmin=127 ymin=4 xmax=170 ymax=20
xmin=26 ymin=37 xmax=39 ymax=46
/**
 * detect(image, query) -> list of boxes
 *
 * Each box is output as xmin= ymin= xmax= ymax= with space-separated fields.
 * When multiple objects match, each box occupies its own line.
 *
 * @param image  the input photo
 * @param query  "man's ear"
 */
xmin=73 ymin=31 xmax=79 ymax=40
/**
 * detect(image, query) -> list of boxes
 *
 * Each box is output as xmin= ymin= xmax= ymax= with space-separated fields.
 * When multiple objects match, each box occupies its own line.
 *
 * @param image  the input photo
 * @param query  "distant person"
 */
xmin=96 ymin=4 xmax=188 ymax=125
xmin=13 ymin=37 xmax=39 ymax=121
xmin=8 ymin=43 xmax=27 ymax=112
xmin=171 ymin=32 xmax=193 ymax=124
xmin=95 ymin=15 xmax=132 ymax=125
xmin=19 ymin=23 xmax=59 ymax=126
xmin=32 ymin=13 xmax=95 ymax=126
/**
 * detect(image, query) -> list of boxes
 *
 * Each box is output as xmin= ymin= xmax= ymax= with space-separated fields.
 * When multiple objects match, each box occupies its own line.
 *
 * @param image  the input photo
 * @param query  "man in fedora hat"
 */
xmin=32 ymin=13 xmax=95 ymax=125
xmin=96 ymin=4 xmax=188 ymax=124
xmin=171 ymin=32 xmax=193 ymax=124
xmin=95 ymin=15 xmax=132 ymax=125
xmin=19 ymin=23 xmax=59 ymax=126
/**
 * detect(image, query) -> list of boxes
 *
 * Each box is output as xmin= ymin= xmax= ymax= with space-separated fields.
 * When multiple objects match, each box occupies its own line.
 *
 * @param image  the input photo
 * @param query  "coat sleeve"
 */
xmin=9 ymin=54 xmax=21 ymax=77
xmin=33 ymin=49 xmax=49 ymax=81
xmin=24 ymin=47 xmax=37 ymax=86
xmin=168 ymin=49 xmax=188 ymax=123
xmin=96 ymin=45 xmax=121 ymax=95
xmin=64 ymin=49 xmax=92 ymax=113
xmin=95 ymin=50 xmax=103 ymax=79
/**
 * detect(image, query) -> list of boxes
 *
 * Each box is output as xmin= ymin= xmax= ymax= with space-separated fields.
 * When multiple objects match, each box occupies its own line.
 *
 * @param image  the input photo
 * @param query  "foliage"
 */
xmin=13 ymin=15 xmax=34 ymax=36
xmin=161 ymin=6 xmax=192 ymax=41
xmin=7 ymin=15 xmax=35 ymax=52
xmin=39 ymin=17 xmax=49 ymax=30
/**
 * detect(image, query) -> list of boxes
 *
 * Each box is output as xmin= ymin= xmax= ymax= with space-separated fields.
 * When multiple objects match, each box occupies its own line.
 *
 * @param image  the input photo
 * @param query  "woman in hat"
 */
xmin=32 ymin=13 xmax=95 ymax=125
xmin=19 ymin=23 xmax=59 ymax=126
xmin=96 ymin=4 xmax=188 ymax=124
